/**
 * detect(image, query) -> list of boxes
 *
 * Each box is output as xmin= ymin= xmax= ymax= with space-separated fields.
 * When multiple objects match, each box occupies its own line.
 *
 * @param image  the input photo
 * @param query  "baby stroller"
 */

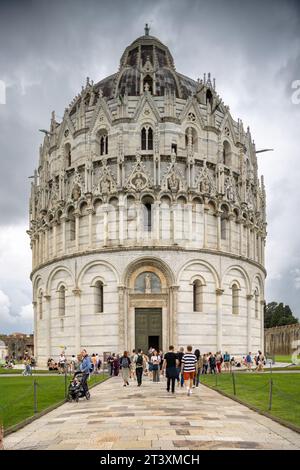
xmin=67 ymin=372 xmax=90 ymax=402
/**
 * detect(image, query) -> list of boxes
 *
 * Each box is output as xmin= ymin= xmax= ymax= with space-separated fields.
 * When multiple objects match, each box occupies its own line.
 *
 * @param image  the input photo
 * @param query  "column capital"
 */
xmin=170 ymin=285 xmax=180 ymax=292
xmin=260 ymin=300 xmax=265 ymax=305
xmin=44 ymin=294 xmax=51 ymax=301
xmin=72 ymin=288 xmax=82 ymax=296
xmin=247 ymin=294 xmax=253 ymax=300
xmin=216 ymin=288 xmax=224 ymax=296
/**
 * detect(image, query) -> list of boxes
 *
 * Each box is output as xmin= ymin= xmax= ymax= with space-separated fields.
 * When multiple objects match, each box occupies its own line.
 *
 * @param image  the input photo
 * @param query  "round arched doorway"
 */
xmin=121 ymin=258 xmax=177 ymax=352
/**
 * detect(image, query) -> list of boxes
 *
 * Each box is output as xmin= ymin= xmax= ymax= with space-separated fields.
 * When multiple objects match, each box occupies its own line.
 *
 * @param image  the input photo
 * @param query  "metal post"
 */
xmin=64 ymin=366 xmax=67 ymax=398
xmin=33 ymin=380 xmax=38 ymax=414
xmin=232 ymin=372 xmax=236 ymax=396
xmin=268 ymin=378 xmax=273 ymax=411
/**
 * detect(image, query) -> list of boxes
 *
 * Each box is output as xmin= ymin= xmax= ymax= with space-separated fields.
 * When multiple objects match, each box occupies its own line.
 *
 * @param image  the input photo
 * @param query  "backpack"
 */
xmin=135 ymin=354 xmax=143 ymax=366
xmin=121 ymin=357 xmax=129 ymax=368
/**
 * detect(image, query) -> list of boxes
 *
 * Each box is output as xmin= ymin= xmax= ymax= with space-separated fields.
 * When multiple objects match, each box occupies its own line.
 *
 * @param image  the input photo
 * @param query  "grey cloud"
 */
xmin=0 ymin=0 xmax=300 ymax=332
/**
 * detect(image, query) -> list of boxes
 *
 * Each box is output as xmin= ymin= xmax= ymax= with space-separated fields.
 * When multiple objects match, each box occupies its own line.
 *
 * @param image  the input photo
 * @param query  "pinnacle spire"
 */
xmin=144 ymin=23 xmax=150 ymax=36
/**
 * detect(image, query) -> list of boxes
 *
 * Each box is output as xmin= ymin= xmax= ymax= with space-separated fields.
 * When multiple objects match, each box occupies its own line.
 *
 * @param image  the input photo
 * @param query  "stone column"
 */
xmin=216 ymin=289 xmax=224 ymax=351
xmin=260 ymin=300 xmax=265 ymax=352
xmin=136 ymin=201 xmax=141 ymax=243
xmin=103 ymin=204 xmax=108 ymax=246
xmin=73 ymin=288 xmax=81 ymax=353
xmin=187 ymin=202 xmax=193 ymax=242
xmin=118 ymin=286 xmax=126 ymax=351
xmin=118 ymin=199 xmax=125 ymax=245
xmin=154 ymin=201 xmax=160 ymax=241
xmin=61 ymin=216 xmax=66 ymax=254
xmin=247 ymin=294 xmax=253 ymax=353
xmin=246 ymin=223 xmax=250 ymax=258
xmin=88 ymin=209 xmax=94 ymax=249
xmin=44 ymin=294 xmax=51 ymax=359
xmin=228 ymin=214 xmax=234 ymax=252
xmin=33 ymin=301 xmax=38 ymax=362
xmin=203 ymin=205 xmax=208 ymax=248
xmin=239 ymin=220 xmax=243 ymax=256
xmin=52 ymin=222 xmax=57 ymax=257
xmin=171 ymin=203 xmax=176 ymax=244
xmin=45 ymin=227 xmax=49 ymax=261
xmin=253 ymin=230 xmax=256 ymax=261
xmin=170 ymin=286 xmax=179 ymax=347
xmin=261 ymin=237 xmax=265 ymax=266
xmin=216 ymin=212 xmax=221 ymax=251
xmin=75 ymin=212 xmax=80 ymax=251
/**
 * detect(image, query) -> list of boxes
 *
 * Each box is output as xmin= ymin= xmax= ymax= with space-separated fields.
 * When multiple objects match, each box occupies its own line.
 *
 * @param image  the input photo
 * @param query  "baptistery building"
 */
xmin=28 ymin=27 xmax=267 ymax=365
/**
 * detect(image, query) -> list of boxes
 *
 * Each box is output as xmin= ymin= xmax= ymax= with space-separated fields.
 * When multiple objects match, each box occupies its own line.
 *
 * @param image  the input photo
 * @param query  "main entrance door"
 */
xmin=135 ymin=308 xmax=162 ymax=352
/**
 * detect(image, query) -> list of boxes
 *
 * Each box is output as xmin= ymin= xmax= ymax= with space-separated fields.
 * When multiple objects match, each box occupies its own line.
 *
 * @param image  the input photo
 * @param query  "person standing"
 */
xmin=151 ymin=350 xmax=161 ymax=382
xmin=223 ymin=351 xmax=231 ymax=372
xmin=79 ymin=349 xmax=92 ymax=396
xmin=107 ymin=354 xmax=115 ymax=376
xmin=162 ymin=345 xmax=178 ymax=393
xmin=245 ymin=352 xmax=253 ymax=371
xmin=194 ymin=349 xmax=203 ymax=387
xmin=209 ymin=353 xmax=217 ymax=374
xmin=120 ymin=351 xmax=131 ymax=386
xmin=113 ymin=354 xmax=120 ymax=376
xmin=216 ymin=351 xmax=223 ymax=374
xmin=134 ymin=349 xmax=145 ymax=386
xmin=176 ymin=347 xmax=185 ymax=387
xmin=181 ymin=345 xmax=197 ymax=396
xmin=202 ymin=354 xmax=208 ymax=374
xmin=130 ymin=349 xmax=136 ymax=380
xmin=58 ymin=351 xmax=66 ymax=374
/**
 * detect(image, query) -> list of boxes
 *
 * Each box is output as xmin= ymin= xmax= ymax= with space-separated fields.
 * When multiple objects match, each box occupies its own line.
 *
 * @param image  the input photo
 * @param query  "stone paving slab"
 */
xmin=4 ymin=375 xmax=300 ymax=450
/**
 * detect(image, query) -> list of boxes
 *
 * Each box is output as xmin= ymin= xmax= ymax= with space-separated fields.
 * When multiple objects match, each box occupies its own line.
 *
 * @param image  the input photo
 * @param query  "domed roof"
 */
xmin=94 ymin=26 xmax=198 ymax=100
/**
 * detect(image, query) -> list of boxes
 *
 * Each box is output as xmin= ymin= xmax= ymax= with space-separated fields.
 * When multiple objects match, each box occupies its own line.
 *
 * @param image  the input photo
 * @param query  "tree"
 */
xmin=264 ymin=302 xmax=299 ymax=328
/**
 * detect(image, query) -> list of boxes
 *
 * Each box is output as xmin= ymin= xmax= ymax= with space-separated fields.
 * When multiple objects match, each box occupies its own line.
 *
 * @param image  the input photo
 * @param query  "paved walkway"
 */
xmin=4 ymin=376 xmax=300 ymax=450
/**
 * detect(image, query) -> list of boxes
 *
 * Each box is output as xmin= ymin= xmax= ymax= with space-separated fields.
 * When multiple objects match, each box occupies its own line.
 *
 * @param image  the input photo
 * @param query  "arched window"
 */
xmin=223 ymin=141 xmax=231 ymax=166
xmin=141 ymin=126 xmax=153 ymax=151
xmin=99 ymin=130 xmax=108 ymax=155
xmin=221 ymin=205 xmax=229 ymax=240
xmin=206 ymin=89 xmax=213 ymax=108
xmin=143 ymin=75 xmax=153 ymax=93
xmin=232 ymin=283 xmax=239 ymax=314
xmin=193 ymin=280 xmax=203 ymax=312
xmin=67 ymin=207 xmax=76 ymax=242
xmin=65 ymin=143 xmax=72 ymax=167
xmin=94 ymin=281 xmax=104 ymax=313
xmin=142 ymin=196 xmax=153 ymax=232
xmin=255 ymin=289 xmax=259 ymax=319
xmin=58 ymin=285 xmax=66 ymax=316
xmin=38 ymin=291 xmax=43 ymax=320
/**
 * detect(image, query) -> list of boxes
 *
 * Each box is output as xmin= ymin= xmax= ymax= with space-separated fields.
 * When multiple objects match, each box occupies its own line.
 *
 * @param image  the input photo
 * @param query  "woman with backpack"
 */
xmin=120 ymin=351 xmax=131 ymax=386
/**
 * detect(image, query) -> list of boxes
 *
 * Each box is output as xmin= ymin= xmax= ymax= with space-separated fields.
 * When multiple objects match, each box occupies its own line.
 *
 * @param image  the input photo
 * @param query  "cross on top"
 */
xmin=144 ymin=23 xmax=150 ymax=36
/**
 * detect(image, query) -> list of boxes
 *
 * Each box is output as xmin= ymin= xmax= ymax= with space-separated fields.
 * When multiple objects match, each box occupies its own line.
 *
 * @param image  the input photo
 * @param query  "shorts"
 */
xmin=183 ymin=371 xmax=195 ymax=381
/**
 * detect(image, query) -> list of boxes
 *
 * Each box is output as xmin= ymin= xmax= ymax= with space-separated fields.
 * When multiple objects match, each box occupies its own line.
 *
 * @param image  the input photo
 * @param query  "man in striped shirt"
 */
xmin=181 ymin=345 xmax=197 ymax=396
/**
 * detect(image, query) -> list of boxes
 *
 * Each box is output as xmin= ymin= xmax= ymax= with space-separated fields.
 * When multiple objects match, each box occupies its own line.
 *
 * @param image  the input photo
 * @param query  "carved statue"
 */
xmin=145 ymin=273 xmax=151 ymax=293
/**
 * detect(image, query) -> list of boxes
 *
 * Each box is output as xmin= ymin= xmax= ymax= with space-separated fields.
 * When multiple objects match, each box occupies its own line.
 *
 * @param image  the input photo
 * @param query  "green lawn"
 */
xmin=274 ymin=354 xmax=300 ymax=363
xmin=201 ymin=372 xmax=300 ymax=428
xmin=0 ymin=373 xmax=108 ymax=430
xmin=0 ymin=368 xmax=58 ymax=375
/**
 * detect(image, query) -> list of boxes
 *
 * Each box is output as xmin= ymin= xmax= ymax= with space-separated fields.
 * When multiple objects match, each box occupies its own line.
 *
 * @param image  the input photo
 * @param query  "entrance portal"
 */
xmin=135 ymin=308 xmax=162 ymax=353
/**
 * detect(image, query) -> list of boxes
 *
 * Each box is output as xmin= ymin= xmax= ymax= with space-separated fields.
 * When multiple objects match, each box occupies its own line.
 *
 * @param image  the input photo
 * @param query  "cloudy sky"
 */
xmin=0 ymin=0 xmax=299 ymax=333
